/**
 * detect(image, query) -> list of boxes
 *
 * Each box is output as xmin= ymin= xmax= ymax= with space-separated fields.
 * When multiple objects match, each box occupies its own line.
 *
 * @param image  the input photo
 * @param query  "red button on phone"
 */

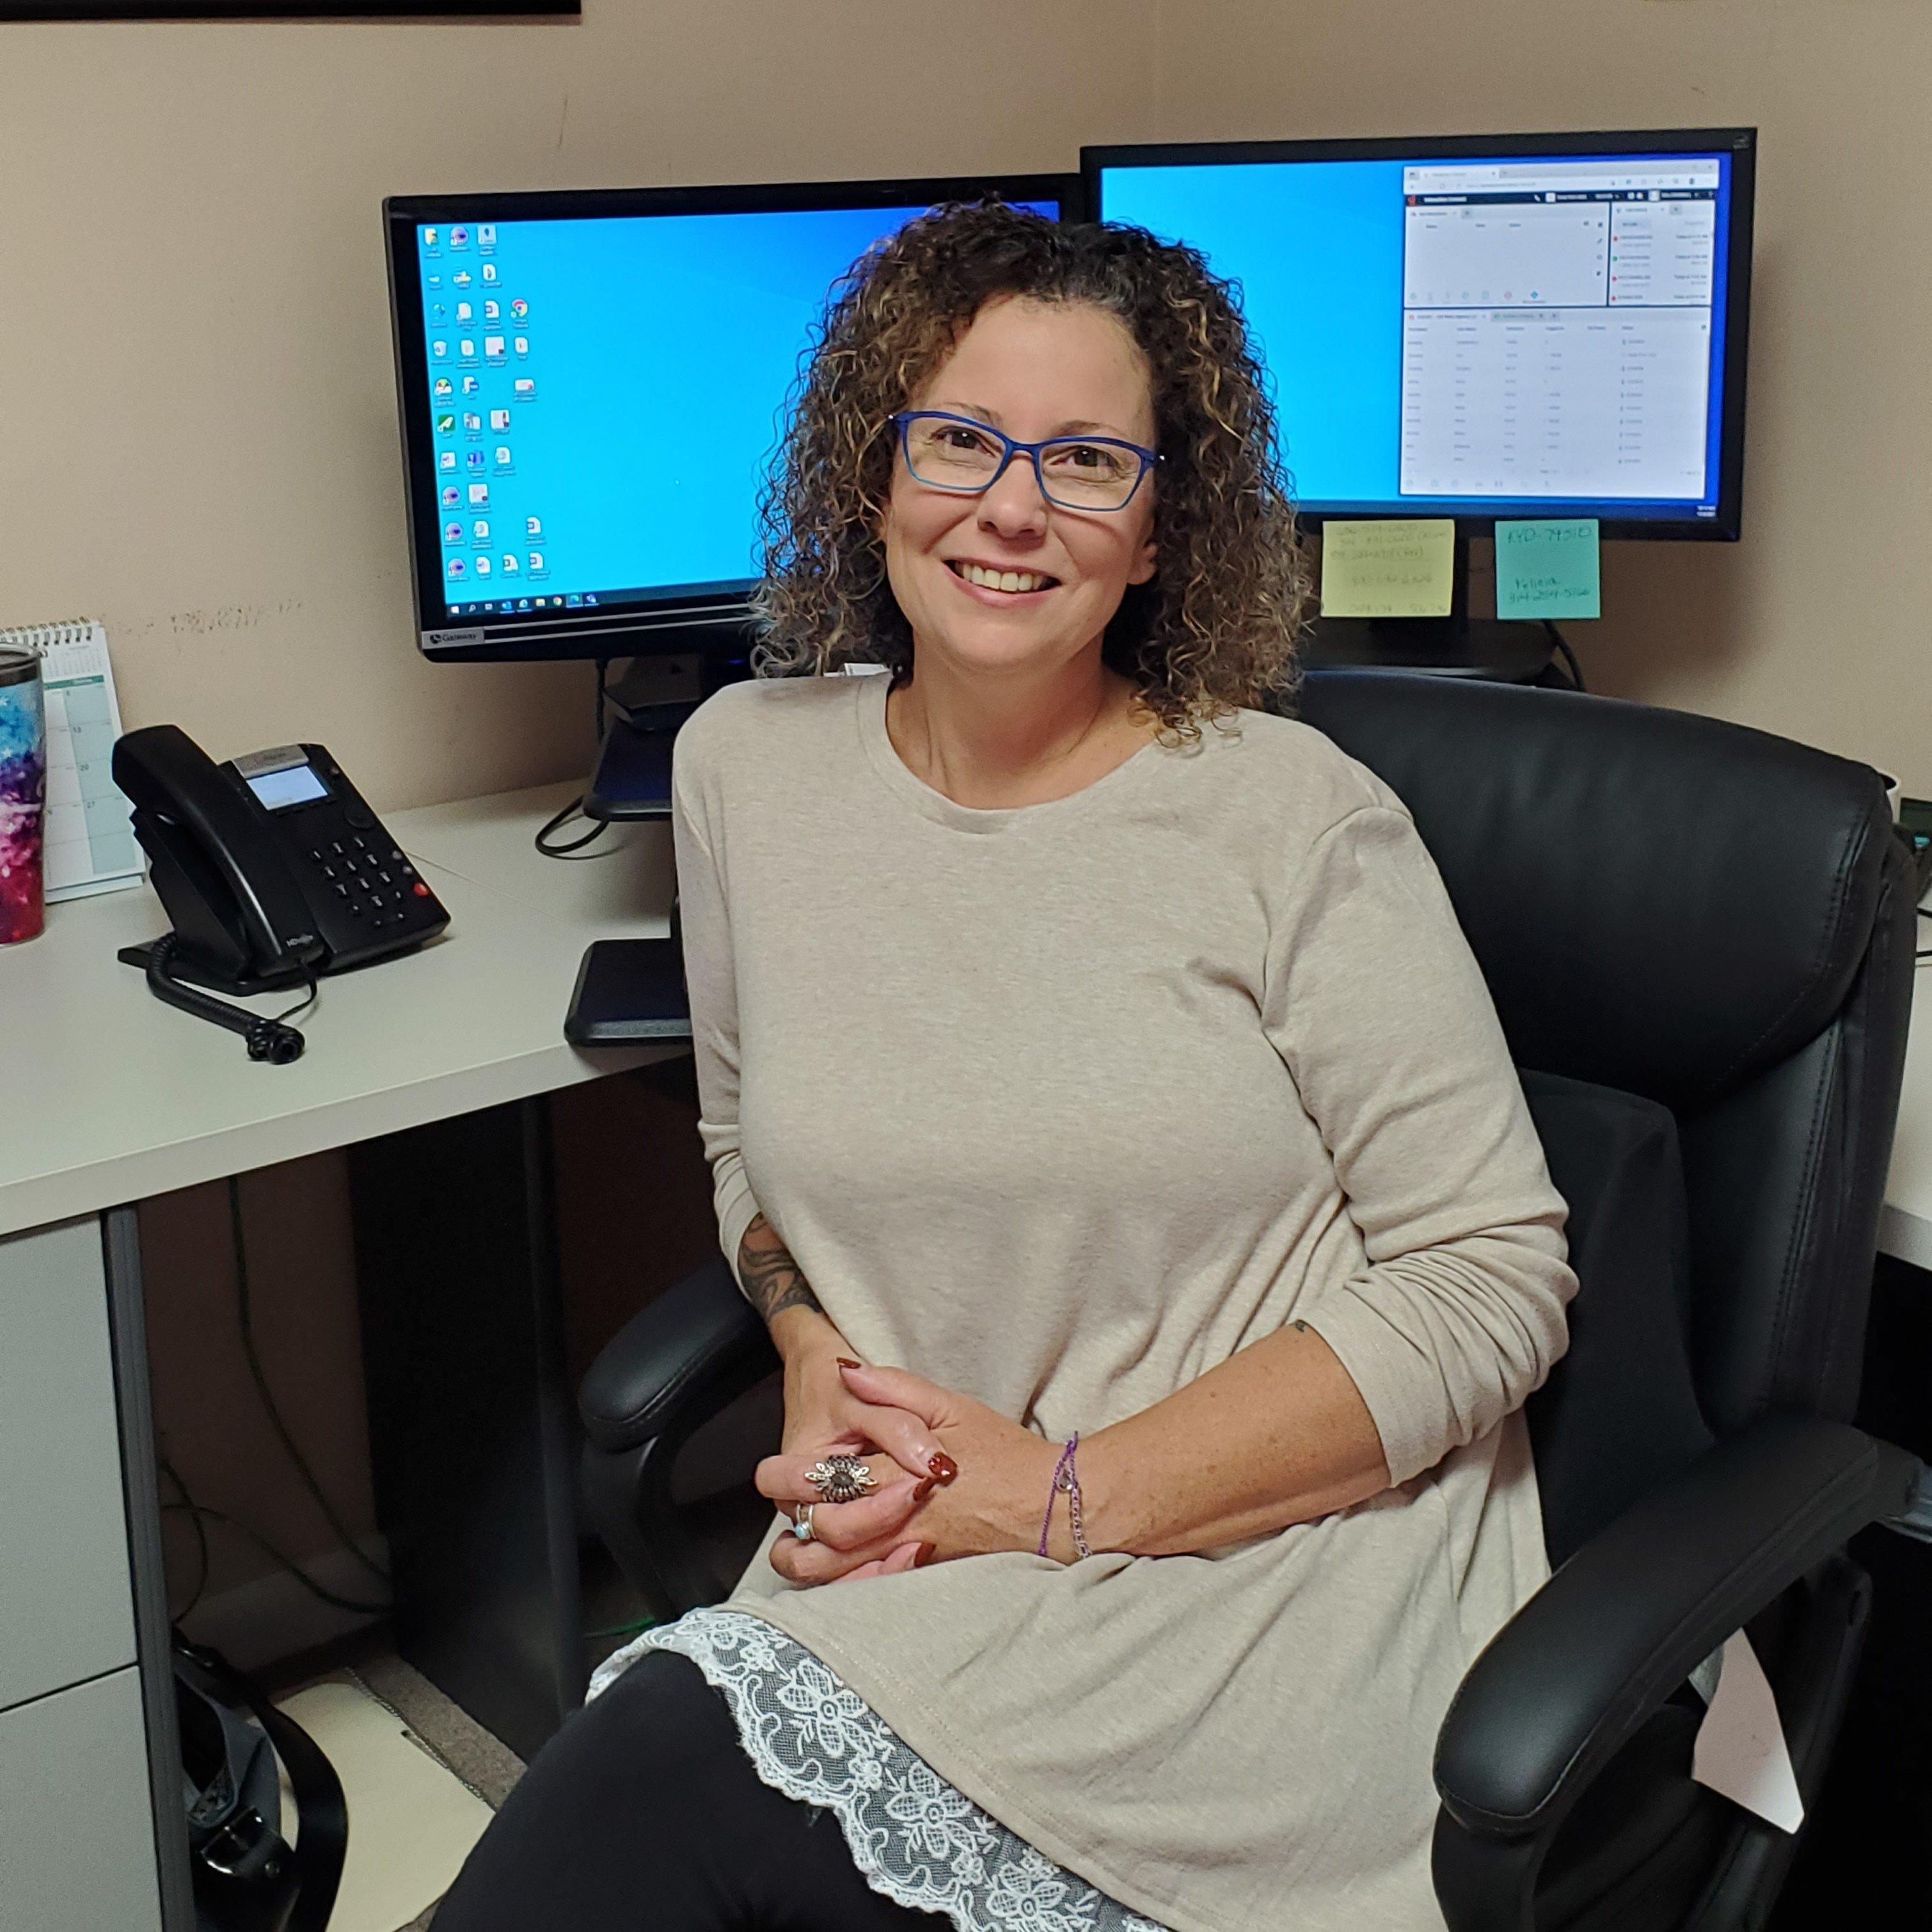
xmin=412 ymin=882 xmax=430 ymax=898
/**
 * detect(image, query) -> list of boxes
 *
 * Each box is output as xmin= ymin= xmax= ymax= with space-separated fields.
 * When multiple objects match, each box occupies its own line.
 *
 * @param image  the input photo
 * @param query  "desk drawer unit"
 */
xmin=0 ymin=1219 xmax=139 ymax=1711
xmin=0 ymin=1666 xmax=162 ymax=1931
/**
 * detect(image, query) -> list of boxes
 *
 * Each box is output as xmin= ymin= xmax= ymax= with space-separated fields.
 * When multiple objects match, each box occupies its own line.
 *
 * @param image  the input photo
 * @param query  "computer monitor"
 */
xmin=384 ymin=175 xmax=1077 ymax=665
xmin=1086 ymin=130 xmax=1754 ymax=540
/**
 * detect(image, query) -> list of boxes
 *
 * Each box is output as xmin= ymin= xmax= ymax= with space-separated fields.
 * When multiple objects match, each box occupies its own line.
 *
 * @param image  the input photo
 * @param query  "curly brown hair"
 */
xmin=751 ymin=200 xmax=1310 ymax=738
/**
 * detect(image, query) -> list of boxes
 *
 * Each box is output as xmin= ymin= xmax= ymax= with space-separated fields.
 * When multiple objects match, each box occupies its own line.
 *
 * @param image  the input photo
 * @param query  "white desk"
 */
xmin=0 ymin=783 xmax=679 ymax=1932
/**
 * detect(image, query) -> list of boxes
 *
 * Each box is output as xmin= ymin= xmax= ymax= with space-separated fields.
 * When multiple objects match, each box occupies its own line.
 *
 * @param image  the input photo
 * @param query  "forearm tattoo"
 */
xmin=740 ymin=1214 xmax=824 ymax=1327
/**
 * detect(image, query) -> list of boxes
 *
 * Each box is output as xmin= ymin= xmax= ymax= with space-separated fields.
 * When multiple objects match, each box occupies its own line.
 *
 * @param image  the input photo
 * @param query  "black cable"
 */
xmin=1545 ymin=622 xmax=1587 ymax=692
xmin=159 ymin=1455 xmax=211 ymax=1623
xmin=533 ymin=657 xmax=622 ymax=858
xmin=228 ymin=1178 xmax=391 ymax=1590
xmin=146 ymin=936 xmax=313 ymax=1063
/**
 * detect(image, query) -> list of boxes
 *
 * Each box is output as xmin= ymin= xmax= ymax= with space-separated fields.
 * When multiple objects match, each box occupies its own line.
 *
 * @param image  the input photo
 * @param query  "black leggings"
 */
xmin=432 ymin=1650 xmax=943 ymax=1930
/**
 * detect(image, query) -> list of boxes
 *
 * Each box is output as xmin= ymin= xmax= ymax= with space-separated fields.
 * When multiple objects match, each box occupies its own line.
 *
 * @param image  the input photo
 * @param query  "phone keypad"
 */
xmin=306 ymin=835 xmax=439 ymax=931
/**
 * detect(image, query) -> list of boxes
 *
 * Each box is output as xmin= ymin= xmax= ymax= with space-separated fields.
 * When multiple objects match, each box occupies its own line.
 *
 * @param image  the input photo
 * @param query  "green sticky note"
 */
xmin=1494 ymin=519 xmax=1601 ymax=620
xmin=1320 ymin=519 xmax=1455 ymax=618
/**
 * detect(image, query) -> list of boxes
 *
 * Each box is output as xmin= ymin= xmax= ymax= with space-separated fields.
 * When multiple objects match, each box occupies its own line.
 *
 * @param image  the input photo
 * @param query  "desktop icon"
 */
xmin=452 ymin=270 xmax=471 ymax=289
xmin=483 ymin=300 xmax=500 ymax=322
xmin=517 ymin=599 xmax=530 ymax=610
xmin=490 ymin=409 xmax=511 ymax=432
xmin=458 ymin=339 xmax=476 ymax=360
xmin=475 ymin=557 xmax=491 ymax=576
xmin=422 ymin=227 xmax=438 ymax=249
xmin=509 ymin=297 xmax=529 ymax=321
xmin=566 ymin=593 xmax=582 ymax=606
xmin=450 ymin=225 xmax=470 ymax=248
xmin=480 ymin=263 xmax=498 ymax=283
xmin=472 ymin=520 xmax=490 ymax=541
xmin=436 ymin=413 xmax=455 ymax=434
xmin=512 ymin=336 xmax=529 ymax=358
xmin=431 ymin=304 xmax=447 ymax=324
xmin=455 ymin=302 xmax=473 ymax=323
xmin=439 ymin=451 xmax=457 ymax=471
xmin=525 ymin=516 xmax=541 ymax=537
xmin=478 ymin=223 xmax=496 ymax=247
xmin=583 ymin=594 xmax=598 ymax=606
xmin=469 ymin=484 xmax=489 ymax=505
xmin=431 ymin=340 xmax=448 ymax=360
xmin=484 ymin=335 xmax=505 ymax=360
xmin=426 ymin=273 xmax=442 ymax=290
xmin=466 ymin=450 xmax=485 ymax=470
xmin=463 ymin=411 xmax=482 ymax=432
xmin=461 ymin=376 xmax=480 ymax=395
xmin=494 ymin=446 xmax=512 ymax=468
xmin=502 ymin=554 xmax=519 ymax=574
xmin=441 ymin=485 xmax=461 ymax=507
xmin=447 ymin=557 xmax=466 ymax=578
xmin=528 ymin=551 xmax=544 ymax=573
xmin=444 ymin=521 xmax=463 ymax=542
xmin=513 ymin=377 xmax=535 ymax=397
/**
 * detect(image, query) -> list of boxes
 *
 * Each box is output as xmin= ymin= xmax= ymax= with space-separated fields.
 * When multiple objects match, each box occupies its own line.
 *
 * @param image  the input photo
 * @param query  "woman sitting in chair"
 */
xmin=437 ymin=202 xmax=1575 ymax=1932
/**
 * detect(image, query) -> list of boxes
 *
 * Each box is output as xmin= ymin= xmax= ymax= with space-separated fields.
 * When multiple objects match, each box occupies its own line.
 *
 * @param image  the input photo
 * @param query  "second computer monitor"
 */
xmin=1088 ymin=130 xmax=1754 ymax=537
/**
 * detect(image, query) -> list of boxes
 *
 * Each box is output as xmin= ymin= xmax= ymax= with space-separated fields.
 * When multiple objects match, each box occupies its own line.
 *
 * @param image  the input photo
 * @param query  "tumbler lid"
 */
xmin=0 ymin=649 xmax=41 ymax=689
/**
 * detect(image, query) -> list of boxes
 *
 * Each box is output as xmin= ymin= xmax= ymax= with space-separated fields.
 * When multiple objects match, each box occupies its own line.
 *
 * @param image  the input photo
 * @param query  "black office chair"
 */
xmin=577 ymin=670 xmax=1931 ymax=1931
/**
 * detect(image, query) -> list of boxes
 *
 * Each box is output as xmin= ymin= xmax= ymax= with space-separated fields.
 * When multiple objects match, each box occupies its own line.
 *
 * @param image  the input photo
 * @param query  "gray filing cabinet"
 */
xmin=0 ymin=1219 xmax=164 ymax=1931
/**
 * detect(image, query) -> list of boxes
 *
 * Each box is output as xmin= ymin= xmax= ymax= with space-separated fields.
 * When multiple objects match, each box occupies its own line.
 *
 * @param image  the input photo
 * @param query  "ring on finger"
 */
xmin=791 ymin=1504 xmax=817 ymax=1544
xmin=804 ymin=1453 xmax=879 ymax=1506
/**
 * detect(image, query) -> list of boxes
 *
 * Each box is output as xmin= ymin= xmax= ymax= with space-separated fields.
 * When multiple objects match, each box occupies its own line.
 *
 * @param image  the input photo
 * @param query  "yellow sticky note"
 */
xmin=1319 ymin=519 xmax=1455 ymax=618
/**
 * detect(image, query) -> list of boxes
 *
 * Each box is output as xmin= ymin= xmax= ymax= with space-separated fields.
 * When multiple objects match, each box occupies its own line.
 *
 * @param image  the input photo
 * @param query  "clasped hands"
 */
xmin=758 ymin=1342 xmax=1068 ymax=1585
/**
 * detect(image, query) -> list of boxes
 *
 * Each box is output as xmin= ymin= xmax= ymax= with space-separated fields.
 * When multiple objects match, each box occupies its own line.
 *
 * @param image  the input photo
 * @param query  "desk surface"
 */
xmin=0 ymin=784 xmax=678 ymax=1239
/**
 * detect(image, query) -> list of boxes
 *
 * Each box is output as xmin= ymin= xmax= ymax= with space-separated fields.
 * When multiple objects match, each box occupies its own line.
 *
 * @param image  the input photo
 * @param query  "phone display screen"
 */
xmin=245 ymin=763 xmax=331 ymax=812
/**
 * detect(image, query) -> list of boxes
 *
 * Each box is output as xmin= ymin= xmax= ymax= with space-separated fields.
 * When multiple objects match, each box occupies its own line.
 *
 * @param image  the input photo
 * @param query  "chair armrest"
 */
xmin=1435 ymin=1414 xmax=1919 ymax=1840
xmin=578 ymin=1255 xmax=779 ymax=1455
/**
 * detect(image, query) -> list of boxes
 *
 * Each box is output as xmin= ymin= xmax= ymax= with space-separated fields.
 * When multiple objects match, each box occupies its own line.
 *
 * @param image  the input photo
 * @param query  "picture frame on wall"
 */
xmin=3 ymin=1 xmax=576 ymax=17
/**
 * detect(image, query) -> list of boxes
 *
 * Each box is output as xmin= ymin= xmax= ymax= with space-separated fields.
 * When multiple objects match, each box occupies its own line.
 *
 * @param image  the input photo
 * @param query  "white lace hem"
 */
xmin=590 ymin=1606 xmax=1168 ymax=1932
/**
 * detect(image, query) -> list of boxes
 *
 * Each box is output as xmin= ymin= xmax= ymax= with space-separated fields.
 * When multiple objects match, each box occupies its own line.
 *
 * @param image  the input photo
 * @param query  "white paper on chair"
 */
xmin=1688 ymin=1631 xmax=1805 ymax=1833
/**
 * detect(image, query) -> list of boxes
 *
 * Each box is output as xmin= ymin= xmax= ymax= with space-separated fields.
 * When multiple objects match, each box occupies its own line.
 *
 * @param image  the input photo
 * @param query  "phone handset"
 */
xmin=113 ymin=724 xmax=325 ymax=978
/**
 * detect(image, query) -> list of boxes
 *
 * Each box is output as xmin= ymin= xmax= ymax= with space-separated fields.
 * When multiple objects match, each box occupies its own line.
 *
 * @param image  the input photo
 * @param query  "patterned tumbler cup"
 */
xmin=0 ymin=648 xmax=47 ymax=945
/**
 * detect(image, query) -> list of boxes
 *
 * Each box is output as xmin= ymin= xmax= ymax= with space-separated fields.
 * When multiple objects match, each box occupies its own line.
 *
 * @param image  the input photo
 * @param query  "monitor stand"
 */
xmin=579 ymin=638 xmax=750 ymax=823
xmin=1302 ymin=534 xmax=1555 ymax=683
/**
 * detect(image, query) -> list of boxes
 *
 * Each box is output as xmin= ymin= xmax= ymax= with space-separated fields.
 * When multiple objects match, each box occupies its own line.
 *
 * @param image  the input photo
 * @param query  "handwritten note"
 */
xmin=1319 ymin=520 xmax=1455 ymax=619
xmin=1495 ymin=519 xmax=1601 ymax=620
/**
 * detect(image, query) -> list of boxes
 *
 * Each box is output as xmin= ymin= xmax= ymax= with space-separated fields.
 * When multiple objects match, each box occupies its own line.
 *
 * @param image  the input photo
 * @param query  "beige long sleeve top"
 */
xmin=669 ymin=669 xmax=1575 ymax=1932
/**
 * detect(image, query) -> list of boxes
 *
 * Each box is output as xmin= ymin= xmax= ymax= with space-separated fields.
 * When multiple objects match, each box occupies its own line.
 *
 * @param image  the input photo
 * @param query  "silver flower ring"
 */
xmin=804 ymin=1453 xmax=879 ymax=1506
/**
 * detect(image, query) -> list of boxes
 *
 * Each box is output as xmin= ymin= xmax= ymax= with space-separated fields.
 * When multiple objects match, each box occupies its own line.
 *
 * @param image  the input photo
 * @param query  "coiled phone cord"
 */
xmin=145 ymin=934 xmax=318 ymax=1063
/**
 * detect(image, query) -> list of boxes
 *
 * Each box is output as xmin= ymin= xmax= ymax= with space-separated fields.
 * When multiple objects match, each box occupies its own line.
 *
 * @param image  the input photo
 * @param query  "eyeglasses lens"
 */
xmin=902 ymin=416 xmax=1141 ymax=510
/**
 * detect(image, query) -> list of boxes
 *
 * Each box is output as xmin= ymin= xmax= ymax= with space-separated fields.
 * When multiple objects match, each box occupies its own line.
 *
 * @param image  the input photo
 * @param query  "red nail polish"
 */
xmin=927 ymin=1452 xmax=958 ymax=1484
xmin=914 ymin=1477 xmax=936 ymax=1503
xmin=835 ymin=1356 xmax=862 ymax=1369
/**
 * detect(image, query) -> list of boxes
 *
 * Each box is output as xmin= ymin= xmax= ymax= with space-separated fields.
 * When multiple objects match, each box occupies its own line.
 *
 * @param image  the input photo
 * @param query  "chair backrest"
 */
xmin=1298 ymin=671 xmax=1916 ymax=1448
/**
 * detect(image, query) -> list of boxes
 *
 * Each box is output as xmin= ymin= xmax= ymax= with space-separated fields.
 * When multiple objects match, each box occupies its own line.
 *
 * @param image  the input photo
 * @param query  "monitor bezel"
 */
xmin=1084 ymin=128 xmax=1755 ymax=542
xmin=386 ymin=173 xmax=1082 ymax=663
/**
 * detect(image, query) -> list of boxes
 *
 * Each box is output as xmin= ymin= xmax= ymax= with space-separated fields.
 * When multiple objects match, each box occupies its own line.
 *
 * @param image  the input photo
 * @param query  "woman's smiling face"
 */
xmin=880 ymin=295 xmax=1159 ymax=682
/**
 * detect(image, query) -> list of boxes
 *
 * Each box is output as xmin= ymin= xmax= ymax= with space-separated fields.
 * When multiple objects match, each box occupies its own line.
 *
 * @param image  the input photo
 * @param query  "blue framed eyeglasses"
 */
xmin=891 ymin=411 xmax=1160 ymax=512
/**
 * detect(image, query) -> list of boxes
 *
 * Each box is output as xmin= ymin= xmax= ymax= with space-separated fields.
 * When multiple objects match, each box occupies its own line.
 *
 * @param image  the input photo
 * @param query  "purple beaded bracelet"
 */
xmin=1037 ymin=1432 xmax=1091 ymax=1560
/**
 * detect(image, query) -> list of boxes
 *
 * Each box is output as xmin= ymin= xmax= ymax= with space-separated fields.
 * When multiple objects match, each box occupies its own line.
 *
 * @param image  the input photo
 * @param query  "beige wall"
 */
xmin=0 ymin=2 xmax=1157 ymax=810
xmin=4 ymin=1 xmax=1924 ymax=800
xmin=1142 ymin=0 xmax=1932 ymax=791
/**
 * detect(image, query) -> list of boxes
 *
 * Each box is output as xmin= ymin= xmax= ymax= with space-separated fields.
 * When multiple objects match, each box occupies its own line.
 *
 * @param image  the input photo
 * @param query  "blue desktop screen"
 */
xmin=1099 ymin=152 xmax=1734 ymax=520
xmin=415 ymin=202 xmax=1054 ymax=616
